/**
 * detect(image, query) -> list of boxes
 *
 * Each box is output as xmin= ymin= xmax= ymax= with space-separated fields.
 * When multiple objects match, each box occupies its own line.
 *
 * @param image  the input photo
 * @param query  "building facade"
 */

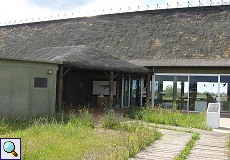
xmin=0 ymin=58 xmax=58 ymax=118
xmin=0 ymin=5 xmax=230 ymax=117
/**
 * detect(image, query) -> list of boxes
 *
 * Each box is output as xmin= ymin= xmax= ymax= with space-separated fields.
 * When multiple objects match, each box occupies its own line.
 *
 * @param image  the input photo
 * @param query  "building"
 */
xmin=0 ymin=5 xmax=230 ymax=117
xmin=0 ymin=58 xmax=58 ymax=118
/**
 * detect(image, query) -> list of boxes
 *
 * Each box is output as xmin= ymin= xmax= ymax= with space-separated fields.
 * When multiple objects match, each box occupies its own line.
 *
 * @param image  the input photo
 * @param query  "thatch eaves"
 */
xmin=23 ymin=45 xmax=151 ymax=73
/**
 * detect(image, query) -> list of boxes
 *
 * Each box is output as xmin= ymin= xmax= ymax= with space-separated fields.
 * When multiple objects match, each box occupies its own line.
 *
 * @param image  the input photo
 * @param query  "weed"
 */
xmin=228 ymin=134 xmax=230 ymax=158
xmin=102 ymin=109 xmax=162 ymax=158
xmin=1 ymin=108 xmax=162 ymax=159
xmin=124 ymin=106 xmax=211 ymax=130
xmin=67 ymin=108 xmax=94 ymax=128
xmin=102 ymin=109 xmax=120 ymax=129
xmin=174 ymin=132 xmax=200 ymax=160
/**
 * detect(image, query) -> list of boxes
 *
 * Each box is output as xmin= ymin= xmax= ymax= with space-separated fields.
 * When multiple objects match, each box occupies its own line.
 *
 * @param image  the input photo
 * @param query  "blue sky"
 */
xmin=0 ymin=0 xmax=228 ymax=25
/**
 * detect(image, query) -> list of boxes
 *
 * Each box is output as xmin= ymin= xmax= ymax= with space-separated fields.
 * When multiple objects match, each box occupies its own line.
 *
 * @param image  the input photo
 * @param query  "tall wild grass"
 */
xmin=124 ymin=106 xmax=210 ymax=130
xmin=1 ymin=108 xmax=162 ymax=159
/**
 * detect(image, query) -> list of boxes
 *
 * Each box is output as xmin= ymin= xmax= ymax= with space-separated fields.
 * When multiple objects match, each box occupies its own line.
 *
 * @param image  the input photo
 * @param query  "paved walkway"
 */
xmin=129 ymin=121 xmax=229 ymax=160
xmin=188 ymin=131 xmax=228 ymax=160
xmin=130 ymin=129 xmax=192 ymax=160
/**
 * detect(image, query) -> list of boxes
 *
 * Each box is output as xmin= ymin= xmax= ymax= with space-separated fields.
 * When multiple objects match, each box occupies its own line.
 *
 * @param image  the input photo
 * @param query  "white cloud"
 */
xmin=0 ymin=0 xmax=145 ymax=25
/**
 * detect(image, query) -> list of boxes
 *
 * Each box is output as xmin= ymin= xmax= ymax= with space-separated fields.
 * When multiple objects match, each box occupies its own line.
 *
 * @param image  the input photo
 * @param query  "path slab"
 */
xmin=130 ymin=129 xmax=192 ymax=160
xmin=187 ymin=131 xmax=228 ymax=160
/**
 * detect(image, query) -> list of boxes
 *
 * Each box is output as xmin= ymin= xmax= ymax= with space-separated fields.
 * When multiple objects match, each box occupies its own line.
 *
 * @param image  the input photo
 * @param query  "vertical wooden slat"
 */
xmin=57 ymin=65 xmax=63 ymax=112
xmin=146 ymin=74 xmax=151 ymax=104
xmin=109 ymin=71 xmax=114 ymax=107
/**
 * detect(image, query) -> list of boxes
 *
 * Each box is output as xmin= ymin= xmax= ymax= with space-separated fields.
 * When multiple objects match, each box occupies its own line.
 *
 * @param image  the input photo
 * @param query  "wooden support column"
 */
xmin=57 ymin=65 xmax=63 ymax=112
xmin=146 ymin=74 xmax=151 ymax=105
xmin=87 ymin=74 xmax=91 ymax=105
xmin=115 ymin=75 xmax=120 ymax=106
xmin=109 ymin=71 xmax=114 ymax=108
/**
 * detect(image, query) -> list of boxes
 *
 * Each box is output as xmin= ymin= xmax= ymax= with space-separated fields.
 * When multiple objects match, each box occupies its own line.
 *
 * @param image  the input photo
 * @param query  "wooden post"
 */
xmin=87 ymin=74 xmax=92 ymax=105
xmin=57 ymin=65 xmax=63 ymax=112
xmin=146 ymin=74 xmax=151 ymax=105
xmin=109 ymin=71 xmax=114 ymax=108
xmin=116 ymin=75 xmax=120 ymax=106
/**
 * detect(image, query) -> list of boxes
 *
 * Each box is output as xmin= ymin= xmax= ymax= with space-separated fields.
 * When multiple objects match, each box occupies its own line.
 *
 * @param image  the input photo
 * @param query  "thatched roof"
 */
xmin=129 ymin=58 xmax=230 ymax=67
xmin=23 ymin=45 xmax=150 ymax=73
xmin=0 ymin=5 xmax=230 ymax=67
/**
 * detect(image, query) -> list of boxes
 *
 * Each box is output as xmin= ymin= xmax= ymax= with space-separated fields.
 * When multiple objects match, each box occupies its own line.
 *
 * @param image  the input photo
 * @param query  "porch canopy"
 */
xmin=24 ymin=45 xmax=151 ymax=73
xmin=23 ymin=45 xmax=152 ymax=109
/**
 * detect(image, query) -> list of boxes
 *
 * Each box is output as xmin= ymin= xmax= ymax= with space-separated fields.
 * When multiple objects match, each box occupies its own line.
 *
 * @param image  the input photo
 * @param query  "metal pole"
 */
xmin=146 ymin=74 xmax=151 ymax=105
xmin=152 ymin=74 xmax=155 ymax=107
xmin=121 ymin=76 xmax=124 ymax=107
xmin=187 ymin=75 xmax=190 ymax=112
xmin=218 ymin=75 xmax=220 ymax=103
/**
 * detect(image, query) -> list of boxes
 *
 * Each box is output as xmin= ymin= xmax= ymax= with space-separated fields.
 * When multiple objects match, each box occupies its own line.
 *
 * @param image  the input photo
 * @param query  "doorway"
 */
xmin=121 ymin=75 xmax=145 ymax=107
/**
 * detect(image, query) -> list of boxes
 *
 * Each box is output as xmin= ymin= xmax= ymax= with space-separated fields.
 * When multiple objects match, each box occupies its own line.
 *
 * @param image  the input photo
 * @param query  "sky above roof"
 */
xmin=0 ymin=0 xmax=229 ymax=26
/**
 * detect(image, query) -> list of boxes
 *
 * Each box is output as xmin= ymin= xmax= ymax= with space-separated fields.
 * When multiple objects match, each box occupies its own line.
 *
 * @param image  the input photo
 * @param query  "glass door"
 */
xmin=130 ymin=77 xmax=145 ymax=107
xmin=122 ymin=76 xmax=145 ymax=107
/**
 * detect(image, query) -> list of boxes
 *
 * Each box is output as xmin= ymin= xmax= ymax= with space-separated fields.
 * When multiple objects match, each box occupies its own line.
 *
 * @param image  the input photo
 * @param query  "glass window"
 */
xmin=189 ymin=76 xmax=218 ymax=111
xmin=155 ymin=75 xmax=188 ymax=110
xmin=220 ymin=76 xmax=230 ymax=112
xmin=153 ymin=74 xmax=230 ymax=112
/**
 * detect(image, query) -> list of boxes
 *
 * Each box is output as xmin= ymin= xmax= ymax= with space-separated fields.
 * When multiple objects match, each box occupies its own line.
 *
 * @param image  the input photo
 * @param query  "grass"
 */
xmin=228 ymin=134 xmax=230 ymax=158
xmin=1 ymin=108 xmax=162 ymax=159
xmin=174 ymin=132 xmax=200 ymax=160
xmin=101 ymin=108 xmax=163 ymax=157
xmin=124 ymin=106 xmax=211 ymax=130
xmin=0 ymin=109 xmax=94 ymax=135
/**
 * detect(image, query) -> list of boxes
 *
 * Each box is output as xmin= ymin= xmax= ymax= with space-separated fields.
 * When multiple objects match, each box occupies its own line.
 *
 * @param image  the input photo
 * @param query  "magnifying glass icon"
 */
xmin=3 ymin=141 xmax=18 ymax=157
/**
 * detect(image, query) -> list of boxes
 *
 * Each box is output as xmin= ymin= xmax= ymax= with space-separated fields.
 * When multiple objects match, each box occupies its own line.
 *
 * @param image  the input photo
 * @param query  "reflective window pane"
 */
xmin=155 ymin=75 xmax=188 ymax=110
xmin=220 ymin=76 xmax=230 ymax=112
xmin=189 ymin=76 xmax=218 ymax=111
